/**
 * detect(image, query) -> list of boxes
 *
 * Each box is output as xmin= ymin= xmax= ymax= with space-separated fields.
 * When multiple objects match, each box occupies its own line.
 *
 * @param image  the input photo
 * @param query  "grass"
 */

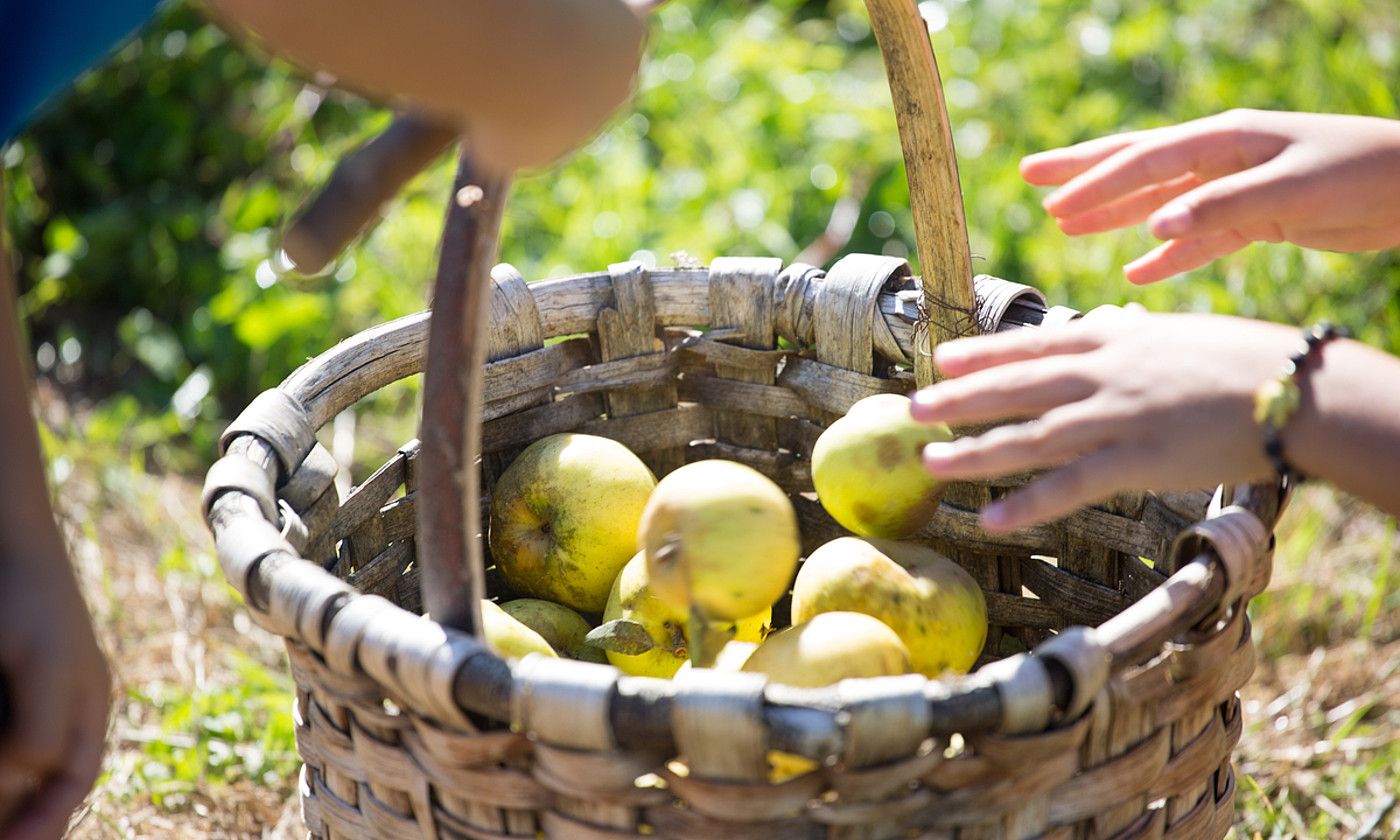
xmin=36 ymin=383 xmax=301 ymax=838
xmin=1234 ymin=484 xmax=1400 ymax=840
xmin=40 ymin=385 xmax=1400 ymax=839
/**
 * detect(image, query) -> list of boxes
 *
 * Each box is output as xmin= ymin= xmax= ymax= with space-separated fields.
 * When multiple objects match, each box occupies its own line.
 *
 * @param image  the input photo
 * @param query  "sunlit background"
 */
xmin=3 ymin=1 xmax=1398 ymax=836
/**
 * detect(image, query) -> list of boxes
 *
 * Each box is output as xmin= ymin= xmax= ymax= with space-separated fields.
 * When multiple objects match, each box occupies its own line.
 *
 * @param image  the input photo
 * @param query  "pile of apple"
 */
xmin=479 ymin=394 xmax=989 ymax=699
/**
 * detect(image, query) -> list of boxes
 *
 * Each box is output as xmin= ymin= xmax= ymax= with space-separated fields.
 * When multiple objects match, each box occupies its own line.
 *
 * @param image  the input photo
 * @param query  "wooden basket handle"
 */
xmin=865 ymin=0 xmax=978 ymax=386
xmin=418 ymin=152 xmax=511 ymax=635
xmin=416 ymin=0 xmax=976 ymax=633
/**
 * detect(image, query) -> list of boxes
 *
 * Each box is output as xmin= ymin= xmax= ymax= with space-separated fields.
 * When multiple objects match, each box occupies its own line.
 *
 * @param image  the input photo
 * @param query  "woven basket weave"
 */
xmin=202 ymin=2 xmax=1287 ymax=837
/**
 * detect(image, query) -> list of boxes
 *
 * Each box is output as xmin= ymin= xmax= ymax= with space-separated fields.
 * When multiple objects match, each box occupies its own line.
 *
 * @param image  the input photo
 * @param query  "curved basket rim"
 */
xmin=206 ymin=260 xmax=1282 ymax=754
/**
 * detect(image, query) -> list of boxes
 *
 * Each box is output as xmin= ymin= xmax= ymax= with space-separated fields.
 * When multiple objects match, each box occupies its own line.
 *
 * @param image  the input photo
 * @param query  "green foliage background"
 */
xmin=4 ymin=2 xmax=1399 ymax=834
xmin=5 ymin=0 xmax=1399 ymax=468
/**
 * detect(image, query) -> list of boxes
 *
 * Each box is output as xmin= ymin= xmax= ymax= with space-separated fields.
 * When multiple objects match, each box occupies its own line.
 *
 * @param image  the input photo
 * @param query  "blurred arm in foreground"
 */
xmin=0 ymin=210 xmax=112 ymax=840
xmin=204 ymin=0 xmax=648 ymax=171
xmin=0 ymin=2 xmax=647 ymax=836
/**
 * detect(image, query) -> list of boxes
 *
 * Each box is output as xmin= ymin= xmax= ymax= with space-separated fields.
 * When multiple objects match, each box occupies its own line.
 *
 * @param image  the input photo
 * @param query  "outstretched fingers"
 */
xmin=1123 ymin=230 xmax=1251 ymax=285
xmin=929 ymin=325 xmax=1105 ymax=379
xmin=910 ymin=357 xmax=1097 ymax=426
xmin=1144 ymin=156 xmax=1304 ymax=240
xmin=920 ymin=404 xmax=1114 ymax=482
xmin=1020 ymin=130 xmax=1153 ymax=186
xmin=979 ymin=444 xmax=1150 ymax=532
xmin=1056 ymin=172 xmax=1202 ymax=236
xmin=1041 ymin=117 xmax=1288 ymax=219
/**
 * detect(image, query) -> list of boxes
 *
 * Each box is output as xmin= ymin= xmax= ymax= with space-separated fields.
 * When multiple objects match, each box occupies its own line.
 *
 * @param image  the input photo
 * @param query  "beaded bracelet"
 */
xmin=1252 ymin=321 xmax=1349 ymax=481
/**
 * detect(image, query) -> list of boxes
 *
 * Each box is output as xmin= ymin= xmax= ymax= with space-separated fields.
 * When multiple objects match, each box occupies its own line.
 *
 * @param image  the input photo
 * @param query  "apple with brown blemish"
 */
xmin=811 ymin=393 xmax=953 ymax=539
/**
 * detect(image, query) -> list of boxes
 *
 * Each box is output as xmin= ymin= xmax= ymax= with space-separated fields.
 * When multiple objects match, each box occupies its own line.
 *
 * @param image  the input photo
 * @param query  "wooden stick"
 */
xmin=280 ymin=114 xmax=456 ymax=276
xmin=865 ymin=0 xmax=977 ymax=387
xmin=416 ymin=148 xmax=512 ymax=635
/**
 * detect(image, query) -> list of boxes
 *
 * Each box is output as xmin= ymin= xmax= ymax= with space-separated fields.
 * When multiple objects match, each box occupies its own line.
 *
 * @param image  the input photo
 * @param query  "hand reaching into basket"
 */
xmin=1021 ymin=109 xmax=1400 ymax=285
xmin=911 ymin=309 xmax=1400 ymax=532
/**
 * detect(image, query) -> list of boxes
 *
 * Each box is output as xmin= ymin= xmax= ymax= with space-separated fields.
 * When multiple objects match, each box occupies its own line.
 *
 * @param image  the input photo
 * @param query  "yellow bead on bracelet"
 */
xmin=1252 ymin=376 xmax=1300 ymax=430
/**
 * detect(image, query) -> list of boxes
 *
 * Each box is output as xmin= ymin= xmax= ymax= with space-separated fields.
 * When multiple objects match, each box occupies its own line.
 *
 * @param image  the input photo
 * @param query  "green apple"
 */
xmin=500 ymin=598 xmax=605 ymax=663
xmin=741 ymin=610 xmax=912 ymax=686
xmin=591 ymin=552 xmax=769 ymax=678
xmin=811 ymin=393 xmax=953 ymax=539
xmin=489 ymin=433 xmax=656 ymax=612
xmin=639 ymin=460 xmax=798 ymax=624
xmin=741 ymin=611 xmax=912 ymax=781
xmin=480 ymin=599 xmax=558 ymax=660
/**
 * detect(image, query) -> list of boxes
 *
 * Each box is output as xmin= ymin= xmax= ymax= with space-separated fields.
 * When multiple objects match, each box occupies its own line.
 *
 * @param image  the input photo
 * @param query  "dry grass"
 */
xmin=37 ymin=386 xmax=303 ymax=839
xmin=38 ymin=387 xmax=1399 ymax=839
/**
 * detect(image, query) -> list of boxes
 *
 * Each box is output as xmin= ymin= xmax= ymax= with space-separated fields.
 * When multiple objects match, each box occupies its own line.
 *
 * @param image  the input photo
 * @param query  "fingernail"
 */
xmin=933 ymin=342 xmax=969 ymax=368
xmin=911 ymin=389 xmax=939 ymax=411
xmin=922 ymin=442 xmax=956 ymax=465
xmin=1123 ymin=258 xmax=1157 ymax=286
xmin=910 ymin=392 xmax=941 ymax=422
xmin=1149 ymin=203 xmax=1192 ymax=239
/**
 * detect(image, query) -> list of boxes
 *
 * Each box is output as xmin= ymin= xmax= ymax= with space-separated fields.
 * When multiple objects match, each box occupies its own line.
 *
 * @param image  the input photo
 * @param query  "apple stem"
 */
xmin=686 ymin=607 xmax=734 ymax=669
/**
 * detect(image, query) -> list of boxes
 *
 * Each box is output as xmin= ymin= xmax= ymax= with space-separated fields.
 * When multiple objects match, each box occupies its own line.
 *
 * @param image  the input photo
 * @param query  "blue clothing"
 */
xmin=1 ymin=0 xmax=162 ymax=143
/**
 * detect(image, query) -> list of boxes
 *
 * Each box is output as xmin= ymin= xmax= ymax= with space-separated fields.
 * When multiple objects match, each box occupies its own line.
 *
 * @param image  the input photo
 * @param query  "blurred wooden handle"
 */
xmin=416 ymin=151 xmax=512 ymax=636
xmin=281 ymin=114 xmax=457 ymax=275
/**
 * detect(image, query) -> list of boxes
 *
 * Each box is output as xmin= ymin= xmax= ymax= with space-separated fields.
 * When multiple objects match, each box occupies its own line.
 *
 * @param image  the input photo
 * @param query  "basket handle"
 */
xmin=417 ymin=151 xmax=512 ymax=635
xmin=866 ymin=0 xmax=978 ymax=386
xmin=416 ymin=1 xmax=976 ymax=633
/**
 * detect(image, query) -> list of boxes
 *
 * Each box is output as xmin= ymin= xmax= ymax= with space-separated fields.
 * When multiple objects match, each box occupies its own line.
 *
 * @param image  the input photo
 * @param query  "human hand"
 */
xmin=0 ymin=540 xmax=111 ymax=840
xmin=911 ymin=311 xmax=1302 ymax=532
xmin=1021 ymin=109 xmax=1400 ymax=284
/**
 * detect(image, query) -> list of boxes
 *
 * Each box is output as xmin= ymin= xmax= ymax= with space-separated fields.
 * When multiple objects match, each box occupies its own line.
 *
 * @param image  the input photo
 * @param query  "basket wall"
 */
xmin=227 ymin=258 xmax=1257 ymax=840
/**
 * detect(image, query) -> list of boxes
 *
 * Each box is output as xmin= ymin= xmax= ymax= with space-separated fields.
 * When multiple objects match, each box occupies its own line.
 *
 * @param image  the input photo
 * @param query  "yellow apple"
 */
xmin=792 ymin=537 xmax=986 ymax=677
xmin=811 ymin=393 xmax=953 ymax=539
xmin=741 ymin=611 xmax=913 ymax=781
xmin=489 ymin=433 xmax=656 ymax=612
xmin=639 ymin=460 xmax=799 ymax=623
xmin=593 ymin=552 xmax=769 ymax=678
xmin=741 ymin=611 xmax=912 ymax=686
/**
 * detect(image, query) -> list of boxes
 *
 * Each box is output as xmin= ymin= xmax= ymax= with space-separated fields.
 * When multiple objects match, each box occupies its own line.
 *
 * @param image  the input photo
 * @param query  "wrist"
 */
xmin=1252 ymin=322 xmax=1349 ymax=483
xmin=1280 ymin=335 xmax=1371 ymax=483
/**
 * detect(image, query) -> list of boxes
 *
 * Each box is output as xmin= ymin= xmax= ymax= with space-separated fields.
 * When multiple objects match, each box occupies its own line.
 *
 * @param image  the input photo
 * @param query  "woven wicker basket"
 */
xmin=203 ymin=2 xmax=1288 ymax=837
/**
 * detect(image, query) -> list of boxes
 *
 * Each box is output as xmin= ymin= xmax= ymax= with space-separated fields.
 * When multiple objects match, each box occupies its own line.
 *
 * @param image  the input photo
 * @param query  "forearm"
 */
xmin=0 ymin=234 xmax=64 ymax=559
xmin=202 ymin=0 xmax=645 ymax=168
xmin=1289 ymin=337 xmax=1400 ymax=516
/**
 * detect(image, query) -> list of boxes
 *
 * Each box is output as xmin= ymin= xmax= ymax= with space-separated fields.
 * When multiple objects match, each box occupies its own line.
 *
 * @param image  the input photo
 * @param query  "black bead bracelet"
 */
xmin=1252 ymin=321 xmax=1349 ymax=482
